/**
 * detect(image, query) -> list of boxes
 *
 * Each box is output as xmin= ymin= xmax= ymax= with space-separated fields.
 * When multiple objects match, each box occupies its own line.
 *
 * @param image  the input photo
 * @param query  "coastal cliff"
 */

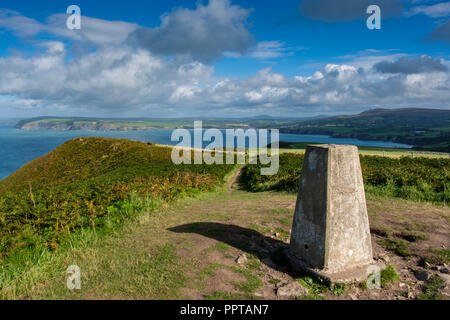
xmin=17 ymin=121 xmax=159 ymax=131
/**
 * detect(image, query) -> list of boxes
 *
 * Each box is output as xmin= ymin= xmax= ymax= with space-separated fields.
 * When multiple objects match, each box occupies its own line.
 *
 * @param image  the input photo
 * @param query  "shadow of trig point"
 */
xmin=286 ymin=144 xmax=382 ymax=284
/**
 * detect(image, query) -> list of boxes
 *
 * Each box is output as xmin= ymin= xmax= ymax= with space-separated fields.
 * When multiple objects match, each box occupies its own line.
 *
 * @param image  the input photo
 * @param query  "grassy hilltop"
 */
xmin=0 ymin=137 xmax=448 ymax=300
xmin=0 ymin=138 xmax=236 ymax=256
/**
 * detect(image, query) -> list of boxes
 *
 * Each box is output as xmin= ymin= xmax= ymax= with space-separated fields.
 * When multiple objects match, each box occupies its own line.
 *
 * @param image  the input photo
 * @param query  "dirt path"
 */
xmin=27 ymin=173 xmax=450 ymax=300
xmin=226 ymin=165 xmax=244 ymax=194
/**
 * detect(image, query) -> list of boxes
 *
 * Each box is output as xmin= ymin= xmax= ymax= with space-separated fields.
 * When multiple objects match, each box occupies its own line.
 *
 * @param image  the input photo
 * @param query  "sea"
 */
xmin=0 ymin=125 xmax=412 ymax=181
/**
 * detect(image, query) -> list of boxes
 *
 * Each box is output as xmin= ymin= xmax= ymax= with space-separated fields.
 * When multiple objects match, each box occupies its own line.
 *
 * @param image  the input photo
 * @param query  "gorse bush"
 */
xmin=241 ymin=153 xmax=450 ymax=205
xmin=0 ymin=138 xmax=236 ymax=256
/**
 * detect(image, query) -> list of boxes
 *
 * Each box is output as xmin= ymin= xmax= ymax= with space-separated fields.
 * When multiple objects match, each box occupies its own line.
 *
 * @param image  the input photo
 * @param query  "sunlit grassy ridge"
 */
xmin=0 ymin=137 xmax=236 ymax=256
xmin=275 ymin=141 xmax=449 ymax=159
xmin=241 ymin=153 xmax=450 ymax=205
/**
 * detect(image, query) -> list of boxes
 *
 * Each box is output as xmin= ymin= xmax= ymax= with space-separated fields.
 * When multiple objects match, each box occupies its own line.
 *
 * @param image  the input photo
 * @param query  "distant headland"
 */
xmin=13 ymin=108 xmax=450 ymax=152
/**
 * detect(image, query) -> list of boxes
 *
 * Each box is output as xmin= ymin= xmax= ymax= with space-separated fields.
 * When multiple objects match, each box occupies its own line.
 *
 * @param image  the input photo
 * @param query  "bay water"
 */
xmin=0 ymin=125 xmax=412 ymax=181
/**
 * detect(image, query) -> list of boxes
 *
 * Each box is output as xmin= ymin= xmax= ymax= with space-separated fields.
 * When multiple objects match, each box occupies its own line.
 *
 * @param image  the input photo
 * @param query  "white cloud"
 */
xmin=40 ymin=41 xmax=65 ymax=54
xmin=0 ymin=3 xmax=449 ymax=117
xmin=0 ymin=9 xmax=43 ymax=37
xmin=373 ymin=55 xmax=449 ymax=73
xmin=225 ymin=41 xmax=307 ymax=59
xmin=1 ymin=0 xmax=256 ymax=61
xmin=0 ymin=9 xmax=139 ymax=46
xmin=46 ymin=14 xmax=140 ymax=46
xmin=130 ymin=0 xmax=255 ymax=61
xmin=406 ymin=2 xmax=450 ymax=18
xmin=1 ymin=45 xmax=449 ymax=117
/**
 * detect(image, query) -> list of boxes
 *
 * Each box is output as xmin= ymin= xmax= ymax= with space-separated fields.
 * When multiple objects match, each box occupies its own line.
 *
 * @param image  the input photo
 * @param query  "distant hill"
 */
xmin=279 ymin=108 xmax=450 ymax=152
xmin=12 ymin=109 xmax=450 ymax=152
xmin=14 ymin=116 xmax=266 ymax=131
xmin=241 ymin=114 xmax=325 ymax=121
xmin=14 ymin=117 xmax=191 ymax=131
xmin=14 ymin=115 xmax=325 ymax=131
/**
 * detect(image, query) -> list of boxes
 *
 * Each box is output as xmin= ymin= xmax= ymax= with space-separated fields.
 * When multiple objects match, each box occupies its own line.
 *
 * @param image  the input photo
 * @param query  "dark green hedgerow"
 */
xmin=240 ymin=153 xmax=450 ymax=205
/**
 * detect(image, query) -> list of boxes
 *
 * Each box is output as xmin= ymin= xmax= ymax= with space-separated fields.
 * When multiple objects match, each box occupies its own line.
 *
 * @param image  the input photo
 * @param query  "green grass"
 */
xmin=269 ymin=278 xmax=281 ymax=285
xmin=424 ymin=249 xmax=450 ymax=265
xmin=379 ymin=239 xmax=411 ymax=258
xmin=295 ymin=276 xmax=328 ymax=300
xmin=359 ymin=281 xmax=368 ymax=290
xmin=245 ymin=254 xmax=262 ymax=270
xmin=0 ymin=207 xmax=188 ymax=299
xmin=369 ymin=223 xmax=392 ymax=237
xmin=380 ymin=264 xmax=400 ymax=288
xmin=204 ymin=291 xmax=260 ymax=300
xmin=123 ymin=244 xmax=187 ymax=298
xmin=297 ymin=276 xmax=328 ymax=295
xmin=197 ymin=262 xmax=224 ymax=281
xmin=240 ymin=153 xmax=450 ymax=206
xmin=0 ymin=137 xmax=239 ymax=298
xmin=230 ymin=266 xmax=263 ymax=294
xmin=277 ymin=217 xmax=292 ymax=226
xmin=331 ymin=283 xmax=346 ymax=296
xmin=213 ymin=242 xmax=232 ymax=253
xmin=417 ymin=276 xmax=446 ymax=300
xmin=274 ymin=227 xmax=290 ymax=241
xmin=196 ymin=262 xmax=263 ymax=296
xmin=398 ymin=230 xmax=429 ymax=242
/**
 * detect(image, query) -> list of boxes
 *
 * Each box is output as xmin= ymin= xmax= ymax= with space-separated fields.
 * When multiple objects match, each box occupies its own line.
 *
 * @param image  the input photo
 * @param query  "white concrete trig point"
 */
xmin=286 ymin=144 xmax=380 ymax=284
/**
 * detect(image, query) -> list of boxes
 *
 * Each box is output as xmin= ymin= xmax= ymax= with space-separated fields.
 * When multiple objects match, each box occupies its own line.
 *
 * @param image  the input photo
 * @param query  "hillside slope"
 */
xmin=3 ymin=176 xmax=449 ymax=300
xmin=0 ymin=137 xmax=236 ymax=255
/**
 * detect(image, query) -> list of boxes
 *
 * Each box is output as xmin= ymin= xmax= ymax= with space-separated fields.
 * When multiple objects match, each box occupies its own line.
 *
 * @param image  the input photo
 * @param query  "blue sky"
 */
xmin=0 ymin=0 xmax=449 ymax=118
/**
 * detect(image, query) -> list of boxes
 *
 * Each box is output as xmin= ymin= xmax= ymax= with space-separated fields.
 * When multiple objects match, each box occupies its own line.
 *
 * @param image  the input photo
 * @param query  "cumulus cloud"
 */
xmin=224 ymin=41 xmax=306 ymax=59
xmin=0 ymin=9 xmax=43 ymax=36
xmin=0 ymin=0 xmax=255 ymax=61
xmin=0 ymin=9 xmax=139 ymax=46
xmin=373 ymin=55 xmax=449 ymax=74
xmin=0 ymin=44 xmax=217 ymax=114
xmin=130 ymin=0 xmax=256 ymax=62
xmin=406 ymin=2 xmax=450 ymax=18
xmin=0 ymin=43 xmax=449 ymax=117
xmin=299 ymin=0 xmax=403 ymax=22
xmin=46 ymin=14 xmax=140 ymax=46
xmin=401 ymin=2 xmax=450 ymax=44
xmin=0 ymin=2 xmax=449 ymax=117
